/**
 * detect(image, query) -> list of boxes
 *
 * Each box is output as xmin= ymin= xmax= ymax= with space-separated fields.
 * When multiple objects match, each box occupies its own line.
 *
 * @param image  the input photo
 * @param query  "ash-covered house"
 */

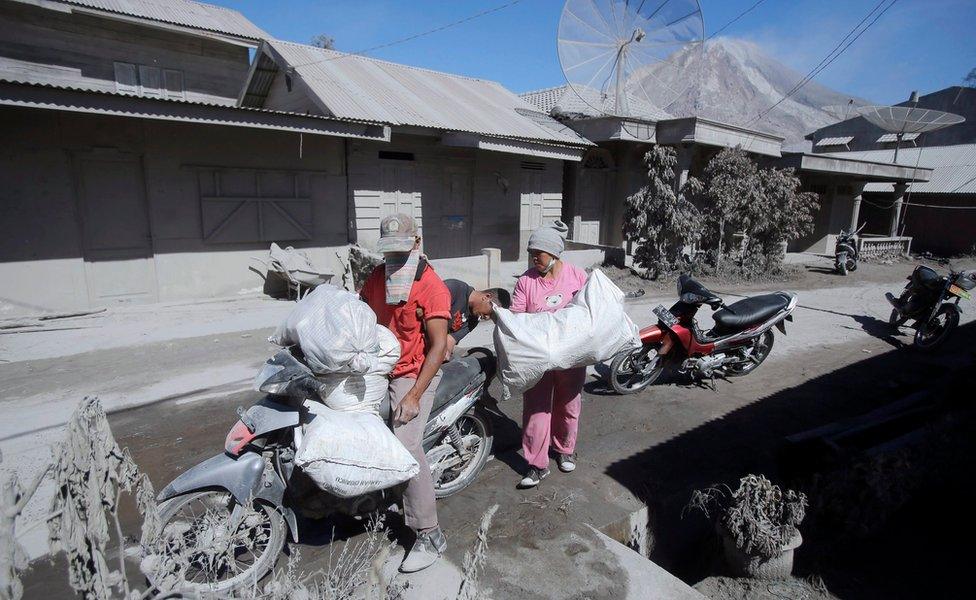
xmin=0 ymin=0 xmax=390 ymax=314
xmin=0 ymin=0 xmax=589 ymax=315
xmin=520 ymin=84 xmax=929 ymax=255
xmin=238 ymin=40 xmax=590 ymax=261
xmin=806 ymin=86 xmax=975 ymax=256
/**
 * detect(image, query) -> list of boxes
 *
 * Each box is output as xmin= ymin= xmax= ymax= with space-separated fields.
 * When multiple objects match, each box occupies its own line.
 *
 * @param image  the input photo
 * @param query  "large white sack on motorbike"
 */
xmin=493 ymin=269 xmax=640 ymax=399
xmin=316 ymin=325 xmax=400 ymax=414
xmin=269 ymin=284 xmax=377 ymax=374
xmin=296 ymin=406 xmax=418 ymax=498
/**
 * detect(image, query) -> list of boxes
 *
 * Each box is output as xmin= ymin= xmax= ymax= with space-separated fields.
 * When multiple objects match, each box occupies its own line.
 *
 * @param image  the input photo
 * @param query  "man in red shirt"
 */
xmin=359 ymin=212 xmax=451 ymax=573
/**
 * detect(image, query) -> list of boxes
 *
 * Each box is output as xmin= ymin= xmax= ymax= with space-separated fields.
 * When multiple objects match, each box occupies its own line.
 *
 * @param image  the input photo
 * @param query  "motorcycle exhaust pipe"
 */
xmin=885 ymin=292 xmax=899 ymax=308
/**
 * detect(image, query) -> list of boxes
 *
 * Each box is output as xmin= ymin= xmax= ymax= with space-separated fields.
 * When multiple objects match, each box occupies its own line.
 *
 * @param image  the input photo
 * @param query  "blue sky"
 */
xmin=219 ymin=0 xmax=975 ymax=105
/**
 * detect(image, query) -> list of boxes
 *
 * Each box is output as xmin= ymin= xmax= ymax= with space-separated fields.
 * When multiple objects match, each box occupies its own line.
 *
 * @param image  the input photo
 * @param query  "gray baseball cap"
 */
xmin=376 ymin=213 xmax=418 ymax=253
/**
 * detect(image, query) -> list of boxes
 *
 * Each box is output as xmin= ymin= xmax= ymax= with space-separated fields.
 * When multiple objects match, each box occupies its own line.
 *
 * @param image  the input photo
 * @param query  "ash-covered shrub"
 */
xmin=686 ymin=474 xmax=807 ymax=559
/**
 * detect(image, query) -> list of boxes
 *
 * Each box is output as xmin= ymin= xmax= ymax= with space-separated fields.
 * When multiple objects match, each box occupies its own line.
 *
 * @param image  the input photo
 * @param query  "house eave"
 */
xmin=777 ymin=152 xmax=934 ymax=183
xmin=0 ymin=80 xmax=391 ymax=141
xmin=656 ymin=116 xmax=784 ymax=157
xmin=441 ymin=131 xmax=586 ymax=161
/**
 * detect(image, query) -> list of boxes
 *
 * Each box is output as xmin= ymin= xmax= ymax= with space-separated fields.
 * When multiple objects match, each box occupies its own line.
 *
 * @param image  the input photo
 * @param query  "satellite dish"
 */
xmin=857 ymin=100 xmax=965 ymax=161
xmin=821 ymin=100 xmax=857 ymax=122
xmin=557 ymin=0 xmax=704 ymax=118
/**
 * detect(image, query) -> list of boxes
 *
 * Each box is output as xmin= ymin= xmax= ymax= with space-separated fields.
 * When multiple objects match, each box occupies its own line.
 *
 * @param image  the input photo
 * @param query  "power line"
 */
xmin=706 ymin=0 xmax=768 ymax=41
xmin=746 ymin=0 xmax=899 ymax=126
xmin=289 ymin=0 xmax=524 ymax=69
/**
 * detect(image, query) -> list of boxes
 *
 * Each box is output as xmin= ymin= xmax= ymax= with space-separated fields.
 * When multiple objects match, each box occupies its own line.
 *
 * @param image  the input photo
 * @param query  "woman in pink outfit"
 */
xmin=511 ymin=221 xmax=588 ymax=489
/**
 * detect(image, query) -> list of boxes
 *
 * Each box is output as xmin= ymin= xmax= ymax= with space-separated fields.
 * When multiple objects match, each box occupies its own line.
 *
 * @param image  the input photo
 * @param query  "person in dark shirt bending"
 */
xmin=441 ymin=279 xmax=511 ymax=360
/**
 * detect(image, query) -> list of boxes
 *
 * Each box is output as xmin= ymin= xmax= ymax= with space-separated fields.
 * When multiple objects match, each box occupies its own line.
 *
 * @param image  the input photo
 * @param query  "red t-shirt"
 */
xmin=360 ymin=263 xmax=451 ymax=379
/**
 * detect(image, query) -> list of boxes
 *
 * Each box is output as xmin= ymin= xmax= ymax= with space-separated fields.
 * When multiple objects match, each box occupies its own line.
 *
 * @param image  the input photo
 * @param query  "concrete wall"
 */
xmin=348 ymin=133 xmax=561 ymax=262
xmin=0 ymin=106 xmax=349 ymax=315
xmin=0 ymin=0 xmax=251 ymax=105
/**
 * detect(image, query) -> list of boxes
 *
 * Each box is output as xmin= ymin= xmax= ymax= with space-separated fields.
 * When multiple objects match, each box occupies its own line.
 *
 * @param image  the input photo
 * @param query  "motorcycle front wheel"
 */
xmin=914 ymin=304 xmax=959 ymax=352
xmin=148 ymin=491 xmax=286 ymax=594
xmin=429 ymin=407 xmax=493 ymax=499
xmin=835 ymin=252 xmax=848 ymax=276
xmin=609 ymin=344 xmax=665 ymax=395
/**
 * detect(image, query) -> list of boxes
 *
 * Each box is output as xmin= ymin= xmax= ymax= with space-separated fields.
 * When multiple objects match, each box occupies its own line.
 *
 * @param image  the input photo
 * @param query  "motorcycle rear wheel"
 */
xmin=914 ymin=304 xmax=958 ymax=352
xmin=725 ymin=330 xmax=775 ymax=377
xmin=609 ymin=345 xmax=664 ymax=395
xmin=150 ymin=491 xmax=286 ymax=594
xmin=430 ymin=408 xmax=493 ymax=499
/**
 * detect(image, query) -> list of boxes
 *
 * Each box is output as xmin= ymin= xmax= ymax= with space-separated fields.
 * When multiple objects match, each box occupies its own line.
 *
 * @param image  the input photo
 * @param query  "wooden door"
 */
xmin=424 ymin=167 xmax=473 ymax=258
xmin=520 ymin=170 xmax=544 ymax=234
xmin=379 ymin=162 xmax=417 ymax=219
xmin=74 ymin=152 xmax=157 ymax=305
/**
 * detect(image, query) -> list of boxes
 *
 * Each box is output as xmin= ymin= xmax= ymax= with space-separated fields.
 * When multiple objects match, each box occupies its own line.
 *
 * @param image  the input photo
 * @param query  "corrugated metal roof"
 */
xmin=815 ymin=136 xmax=854 ymax=146
xmin=520 ymin=84 xmax=672 ymax=122
xmin=826 ymin=145 xmax=976 ymax=194
xmin=258 ymin=40 xmax=589 ymax=147
xmin=0 ymin=76 xmax=385 ymax=127
xmin=55 ymin=0 xmax=267 ymax=40
xmin=877 ymin=132 xmax=920 ymax=143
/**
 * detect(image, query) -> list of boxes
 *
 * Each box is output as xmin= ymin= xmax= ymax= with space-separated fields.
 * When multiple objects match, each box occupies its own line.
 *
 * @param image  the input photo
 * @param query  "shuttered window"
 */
xmin=196 ymin=168 xmax=318 ymax=244
xmin=163 ymin=69 xmax=185 ymax=100
xmin=113 ymin=62 xmax=138 ymax=94
xmin=114 ymin=62 xmax=183 ymax=100
xmin=138 ymin=66 xmax=161 ymax=97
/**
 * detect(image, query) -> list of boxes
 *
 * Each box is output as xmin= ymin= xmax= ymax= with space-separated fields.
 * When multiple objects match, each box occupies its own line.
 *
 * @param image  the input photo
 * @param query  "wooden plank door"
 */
xmin=73 ymin=152 xmax=157 ymax=306
xmin=425 ymin=167 xmax=473 ymax=258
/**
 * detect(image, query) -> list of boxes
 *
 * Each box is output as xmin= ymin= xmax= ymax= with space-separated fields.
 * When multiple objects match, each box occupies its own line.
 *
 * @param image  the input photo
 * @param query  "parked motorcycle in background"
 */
xmin=834 ymin=223 xmax=865 ymax=276
xmin=148 ymin=347 xmax=497 ymax=593
xmin=609 ymin=275 xmax=797 ymax=394
xmin=886 ymin=265 xmax=976 ymax=350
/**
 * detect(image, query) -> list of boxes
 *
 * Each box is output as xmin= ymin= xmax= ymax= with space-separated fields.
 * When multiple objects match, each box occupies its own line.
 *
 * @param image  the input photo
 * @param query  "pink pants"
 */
xmin=521 ymin=367 xmax=586 ymax=470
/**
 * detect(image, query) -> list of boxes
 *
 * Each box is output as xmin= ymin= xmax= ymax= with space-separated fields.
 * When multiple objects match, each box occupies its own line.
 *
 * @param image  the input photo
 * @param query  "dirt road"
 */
xmin=10 ymin=258 xmax=976 ymax=598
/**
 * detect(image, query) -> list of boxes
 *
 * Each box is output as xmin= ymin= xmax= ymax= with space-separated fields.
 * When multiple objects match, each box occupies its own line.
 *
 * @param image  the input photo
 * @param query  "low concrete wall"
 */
xmin=429 ymin=254 xmax=490 ymax=289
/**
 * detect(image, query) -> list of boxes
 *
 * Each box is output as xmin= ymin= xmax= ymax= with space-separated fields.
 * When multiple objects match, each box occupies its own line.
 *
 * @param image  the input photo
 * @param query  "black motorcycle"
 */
xmin=834 ymin=223 xmax=865 ymax=276
xmin=886 ymin=265 xmax=976 ymax=350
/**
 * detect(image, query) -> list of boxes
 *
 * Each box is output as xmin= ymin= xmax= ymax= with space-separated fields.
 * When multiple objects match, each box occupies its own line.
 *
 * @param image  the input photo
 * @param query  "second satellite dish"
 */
xmin=557 ymin=0 xmax=704 ymax=118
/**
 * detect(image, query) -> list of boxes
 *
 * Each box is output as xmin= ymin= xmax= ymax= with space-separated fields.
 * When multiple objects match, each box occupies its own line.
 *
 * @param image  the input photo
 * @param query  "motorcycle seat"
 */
xmin=433 ymin=355 xmax=486 ymax=412
xmin=711 ymin=293 xmax=791 ymax=334
xmin=379 ymin=351 xmax=494 ymax=423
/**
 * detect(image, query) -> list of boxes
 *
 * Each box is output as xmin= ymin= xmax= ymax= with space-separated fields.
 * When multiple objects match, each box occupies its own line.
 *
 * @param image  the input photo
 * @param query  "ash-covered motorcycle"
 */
xmin=149 ymin=347 xmax=496 ymax=593
xmin=886 ymin=265 xmax=975 ymax=350
xmin=834 ymin=223 xmax=865 ymax=276
xmin=609 ymin=274 xmax=797 ymax=394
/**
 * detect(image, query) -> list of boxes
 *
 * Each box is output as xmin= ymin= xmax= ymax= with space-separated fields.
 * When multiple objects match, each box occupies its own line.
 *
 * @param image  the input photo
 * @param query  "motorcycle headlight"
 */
xmin=253 ymin=363 xmax=288 ymax=394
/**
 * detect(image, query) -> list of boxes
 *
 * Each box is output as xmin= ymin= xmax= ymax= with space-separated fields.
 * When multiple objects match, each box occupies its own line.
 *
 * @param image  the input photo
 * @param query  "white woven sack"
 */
xmin=494 ymin=269 xmax=640 ymax=399
xmin=314 ymin=325 xmax=399 ymax=415
xmin=296 ymin=406 xmax=419 ymax=498
xmin=270 ymin=284 xmax=377 ymax=374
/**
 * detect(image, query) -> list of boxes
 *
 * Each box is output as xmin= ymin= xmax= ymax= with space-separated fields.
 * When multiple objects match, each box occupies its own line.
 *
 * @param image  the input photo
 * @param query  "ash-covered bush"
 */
xmin=686 ymin=474 xmax=807 ymax=559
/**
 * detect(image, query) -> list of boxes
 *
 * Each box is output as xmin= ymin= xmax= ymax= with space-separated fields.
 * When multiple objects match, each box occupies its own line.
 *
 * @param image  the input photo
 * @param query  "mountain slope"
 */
xmin=640 ymin=37 xmax=872 ymax=144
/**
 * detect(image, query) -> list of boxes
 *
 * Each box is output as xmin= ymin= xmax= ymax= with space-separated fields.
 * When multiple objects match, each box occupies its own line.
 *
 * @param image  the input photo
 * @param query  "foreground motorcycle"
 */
xmin=834 ymin=223 xmax=865 ymax=276
xmin=150 ymin=347 xmax=496 ymax=593
xmin=886 ymin=265 xmax=975 ymax=351
xmin=609 ymin=275 xmax=797 ymax=394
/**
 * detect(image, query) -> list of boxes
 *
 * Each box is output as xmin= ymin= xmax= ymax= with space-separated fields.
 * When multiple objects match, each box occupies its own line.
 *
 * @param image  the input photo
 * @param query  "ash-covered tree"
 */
xmin=697 ymin=146 xmax=758 ymax=266
xmin=622 ymin=145 xmax=703 ymax=278
xmin=310 ymin=34 xmax=336 ymax=50
xmin=746 ymin=166 xmax=819 ymax=267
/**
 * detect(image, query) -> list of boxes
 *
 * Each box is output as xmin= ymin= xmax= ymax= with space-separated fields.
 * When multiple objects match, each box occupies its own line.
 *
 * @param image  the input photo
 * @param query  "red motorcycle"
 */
xmin=609 ymin=275 xmax=797 ymax=394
